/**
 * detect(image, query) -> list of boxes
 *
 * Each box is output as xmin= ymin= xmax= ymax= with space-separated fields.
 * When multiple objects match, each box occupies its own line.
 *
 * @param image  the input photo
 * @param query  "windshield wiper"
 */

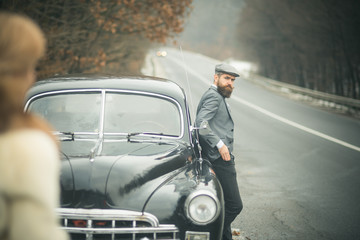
xmin=127 ymin=132 xmax=177 ymax=140
xmin=54 ymin=131 xmax=74 ymax=141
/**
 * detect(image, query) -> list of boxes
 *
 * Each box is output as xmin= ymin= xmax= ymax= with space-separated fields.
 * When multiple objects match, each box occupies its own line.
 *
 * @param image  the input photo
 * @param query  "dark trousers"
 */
xmin=212 ymin=157 xmax=243 ymax=240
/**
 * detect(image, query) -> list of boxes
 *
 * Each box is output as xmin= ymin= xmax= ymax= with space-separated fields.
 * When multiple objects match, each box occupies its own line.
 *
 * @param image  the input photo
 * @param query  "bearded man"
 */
xmin=195 ymin=63 xmax=243 ymax=240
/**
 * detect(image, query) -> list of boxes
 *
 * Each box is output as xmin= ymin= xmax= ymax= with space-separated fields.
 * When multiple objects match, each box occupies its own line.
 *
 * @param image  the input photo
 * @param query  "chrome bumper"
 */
xmin=57 ymin=208 xmax=179 ymax=240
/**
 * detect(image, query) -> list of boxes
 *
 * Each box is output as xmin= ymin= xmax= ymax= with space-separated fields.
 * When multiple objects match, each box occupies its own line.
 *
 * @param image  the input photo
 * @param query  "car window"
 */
xmin=104 ymin=92 xmax=181 ymax=136
xmin=28 ymin=92 xmax=102 ymax=133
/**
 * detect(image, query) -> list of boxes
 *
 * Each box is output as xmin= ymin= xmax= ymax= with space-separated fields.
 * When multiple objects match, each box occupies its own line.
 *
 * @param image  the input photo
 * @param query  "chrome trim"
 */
xmin=183 ymin=93 xmax=193 ymax=145
xmin=89 ymin=139 xmax=102 ymax=163
xmin=57 ymin=208 xmax=160 ymax=225
xmin=185 ymin=231 xmax=210 ymax=240
xmin=25 ymin=89 xmax=185 ymax=140
xmin=57 ymin=208 xmax=179 ymax=240
xmin=25 ymin=89 xmax=103 ymax=111
xmin=184 ymin=190 xmax=221 ymax=225
xmin=99 ymin=90 xmax=106 ymax=139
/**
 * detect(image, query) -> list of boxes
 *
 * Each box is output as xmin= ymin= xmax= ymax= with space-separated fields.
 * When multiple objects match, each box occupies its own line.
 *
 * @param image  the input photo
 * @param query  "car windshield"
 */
xmin=28 ymin=92 xmax=102 ymax=133
xmin=104 ymin=92 xmax=181 ymax=136
xmin=27 ymin=91 xmax=182 ymax=138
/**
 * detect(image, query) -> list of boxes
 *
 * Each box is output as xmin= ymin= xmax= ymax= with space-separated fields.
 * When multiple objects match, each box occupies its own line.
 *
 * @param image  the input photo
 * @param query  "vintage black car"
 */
xmin=25 ymin=74 xmax=224 ymax=240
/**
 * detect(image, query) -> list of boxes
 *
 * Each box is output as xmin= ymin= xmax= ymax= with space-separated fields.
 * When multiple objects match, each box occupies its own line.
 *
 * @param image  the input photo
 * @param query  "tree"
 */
xmin=1 ymin=0 xmax=193 ymax=77
xmin=236 ymin=0 xmax=360 ymax=99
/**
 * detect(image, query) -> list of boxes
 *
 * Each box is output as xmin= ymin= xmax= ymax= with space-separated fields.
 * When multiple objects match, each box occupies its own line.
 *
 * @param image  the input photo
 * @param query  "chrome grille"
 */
xmin=57 ymin=208 xmax=179 ymax=240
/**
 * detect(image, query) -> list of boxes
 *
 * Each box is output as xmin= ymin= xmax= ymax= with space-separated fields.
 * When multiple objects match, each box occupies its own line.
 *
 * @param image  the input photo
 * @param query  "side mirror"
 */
xmin=199 ymin=120 xmax=211 ymax=135
xmin=191 ymin=120 xmax=211 ymax=134
xmin=191 ymin=121 xmax=212 ymax=162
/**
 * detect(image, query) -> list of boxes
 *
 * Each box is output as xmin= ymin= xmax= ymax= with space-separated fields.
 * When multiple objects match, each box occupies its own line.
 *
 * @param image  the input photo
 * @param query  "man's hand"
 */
xmin=219 ymin=144 xmax=231 ymax=161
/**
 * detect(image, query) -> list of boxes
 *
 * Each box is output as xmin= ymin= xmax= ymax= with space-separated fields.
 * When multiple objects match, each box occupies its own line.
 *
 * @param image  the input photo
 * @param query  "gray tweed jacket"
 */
xmin=195 ymin=85 xmax=234 ymax=162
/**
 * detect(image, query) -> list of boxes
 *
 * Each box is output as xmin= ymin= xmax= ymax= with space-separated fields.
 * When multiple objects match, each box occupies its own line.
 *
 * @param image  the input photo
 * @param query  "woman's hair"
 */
xmin=0 ymin=12 xmax=46 ymax=75
xmin=0 ymin=12 xmax=56 ymax=144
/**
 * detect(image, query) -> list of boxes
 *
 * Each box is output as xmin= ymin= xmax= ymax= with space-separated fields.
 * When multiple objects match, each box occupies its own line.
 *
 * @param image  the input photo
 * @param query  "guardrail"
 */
xmin=247 ymin=73 xmax=360 ymax=116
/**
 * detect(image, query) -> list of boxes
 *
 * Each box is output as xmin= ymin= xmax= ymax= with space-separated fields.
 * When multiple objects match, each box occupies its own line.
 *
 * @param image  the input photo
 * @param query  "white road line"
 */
xmin=169 ymin=56 xmax=360 ymax=152
xmin=233 ymin=96 xmax=360 ymax=152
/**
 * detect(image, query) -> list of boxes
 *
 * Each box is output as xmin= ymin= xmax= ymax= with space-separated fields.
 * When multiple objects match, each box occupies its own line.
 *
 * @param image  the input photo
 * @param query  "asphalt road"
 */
xmin=145 ymin=48 xmax=360 ymax=240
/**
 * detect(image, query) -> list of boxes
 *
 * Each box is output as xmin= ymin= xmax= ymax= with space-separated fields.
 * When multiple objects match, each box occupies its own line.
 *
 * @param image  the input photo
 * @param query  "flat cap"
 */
xmin=215 ymin=63 xmax=240 ymax=77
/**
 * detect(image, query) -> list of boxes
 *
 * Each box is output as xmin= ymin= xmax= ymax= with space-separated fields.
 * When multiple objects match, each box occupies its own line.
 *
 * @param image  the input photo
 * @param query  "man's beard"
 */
xmin=217 ymin=85 xmax=233 ymax=98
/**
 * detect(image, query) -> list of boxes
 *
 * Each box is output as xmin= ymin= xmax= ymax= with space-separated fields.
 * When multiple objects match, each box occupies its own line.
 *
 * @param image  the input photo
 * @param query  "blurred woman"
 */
xmin=0 ymin=12 xmax=68 ymax=240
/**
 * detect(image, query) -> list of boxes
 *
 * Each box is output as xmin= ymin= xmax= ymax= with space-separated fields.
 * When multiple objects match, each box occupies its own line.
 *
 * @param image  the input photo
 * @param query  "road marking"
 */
xmin=233 ymin=96 xmax=360 ymax=152
xmin=168 ymin=56 xmax=360 ymax=152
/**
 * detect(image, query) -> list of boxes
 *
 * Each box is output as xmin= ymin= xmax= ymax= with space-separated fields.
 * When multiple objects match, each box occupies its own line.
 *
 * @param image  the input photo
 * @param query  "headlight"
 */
xmin=185 ymin=190 xmax=220 ymax=225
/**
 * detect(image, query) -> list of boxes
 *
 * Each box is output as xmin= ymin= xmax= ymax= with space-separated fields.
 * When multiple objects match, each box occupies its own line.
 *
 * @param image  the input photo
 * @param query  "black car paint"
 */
xmin=25 ymin=74 xmax=224 ymax=240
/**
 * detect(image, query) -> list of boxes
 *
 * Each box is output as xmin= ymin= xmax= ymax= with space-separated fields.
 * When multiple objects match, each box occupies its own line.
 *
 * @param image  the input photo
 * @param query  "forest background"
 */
xmin=1 ymin=0 xmax=359 ymax=99
xmin=1 ymin=0 xmax=193 ymax=76
xmin=179 ymin=0 xmax=360 ymax=99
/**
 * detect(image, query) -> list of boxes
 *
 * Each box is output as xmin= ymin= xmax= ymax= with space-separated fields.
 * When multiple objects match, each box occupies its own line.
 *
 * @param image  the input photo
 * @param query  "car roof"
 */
xmin=26 ymin=73 xmax=187 ymax=103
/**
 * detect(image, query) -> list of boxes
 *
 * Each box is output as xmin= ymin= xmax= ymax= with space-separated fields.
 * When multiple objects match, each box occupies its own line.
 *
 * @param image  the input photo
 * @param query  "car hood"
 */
xmin=60 ymin=140 xmax=189 ymax=211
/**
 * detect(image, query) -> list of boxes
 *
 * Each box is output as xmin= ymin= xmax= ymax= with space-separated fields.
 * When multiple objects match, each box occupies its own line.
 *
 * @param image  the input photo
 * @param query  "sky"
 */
xmin=173 ymin=0 xmax=244 ymax=60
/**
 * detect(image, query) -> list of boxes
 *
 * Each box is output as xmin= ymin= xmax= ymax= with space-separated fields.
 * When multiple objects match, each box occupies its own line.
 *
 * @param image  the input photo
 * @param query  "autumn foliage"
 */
xmin=1 ymin=0 xmax=193 ymax=78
